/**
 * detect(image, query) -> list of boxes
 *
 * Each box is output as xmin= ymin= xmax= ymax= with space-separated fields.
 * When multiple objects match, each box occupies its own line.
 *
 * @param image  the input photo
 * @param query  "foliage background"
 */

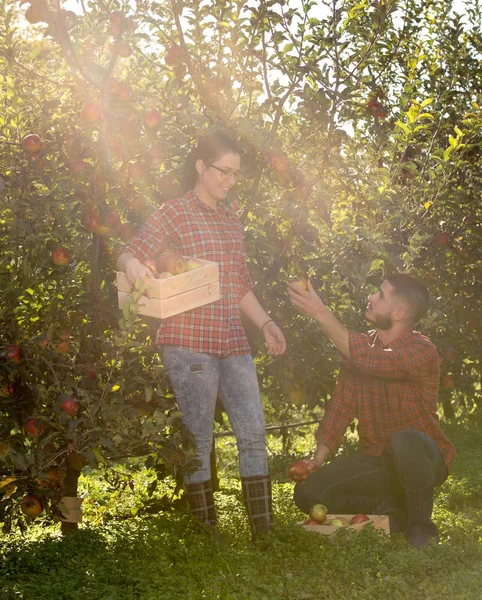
xmin=1 ymin=0 xmax=481 ymax=526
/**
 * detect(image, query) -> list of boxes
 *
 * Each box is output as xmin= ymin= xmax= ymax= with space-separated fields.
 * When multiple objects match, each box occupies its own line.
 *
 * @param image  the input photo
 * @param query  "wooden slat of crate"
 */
xmin=299 ymin=514 xmax=390 ymax=535
xmin=118 ymin=281 xmax=221 ymax=319
xmin=116 ymin=259 xmax=218 ymax=299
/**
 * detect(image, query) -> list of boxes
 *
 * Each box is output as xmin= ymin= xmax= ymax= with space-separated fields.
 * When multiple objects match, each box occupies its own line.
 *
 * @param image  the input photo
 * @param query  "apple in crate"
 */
xmin=287 ymin=460 xmax=310 ymax=483
xmin=142 ymin=258 xmax=159 ymax=278
xmin=309 ymin=504 xmax=328 ymax=524
xmin=185 ymin=257 xmax=203 ymax=271
xmin=303 ymin=519 xmax=320 ymax=525
xmin=350 ymin=513 xmax=370 ymax=525
xmin=331 ymin=517 xmax=350 ymax=527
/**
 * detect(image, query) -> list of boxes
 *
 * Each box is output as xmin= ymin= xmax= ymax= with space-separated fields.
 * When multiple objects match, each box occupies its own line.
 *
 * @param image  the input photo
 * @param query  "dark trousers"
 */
xmin=294 ymin=430 xmax=448 ymax=520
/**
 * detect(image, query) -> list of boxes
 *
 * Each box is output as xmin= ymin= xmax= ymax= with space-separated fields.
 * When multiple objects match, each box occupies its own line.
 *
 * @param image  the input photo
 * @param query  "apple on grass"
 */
xmin=287 ymin=460 xmax=310 ymax=483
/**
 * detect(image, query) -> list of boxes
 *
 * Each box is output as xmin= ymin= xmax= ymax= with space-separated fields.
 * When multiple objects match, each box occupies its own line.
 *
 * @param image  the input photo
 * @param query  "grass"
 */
xmin=1 ymin=420 xmax=481 ymax=599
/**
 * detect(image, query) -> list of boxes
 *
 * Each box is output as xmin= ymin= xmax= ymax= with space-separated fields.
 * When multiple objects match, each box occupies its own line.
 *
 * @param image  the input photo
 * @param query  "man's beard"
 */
xmin=366 ymin=312 xmax=393 ymax=330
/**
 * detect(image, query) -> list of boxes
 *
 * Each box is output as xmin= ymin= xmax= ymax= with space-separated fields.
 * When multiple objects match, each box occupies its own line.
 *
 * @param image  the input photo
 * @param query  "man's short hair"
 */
xmin=385 ymin=273 xmax=430 ymax=324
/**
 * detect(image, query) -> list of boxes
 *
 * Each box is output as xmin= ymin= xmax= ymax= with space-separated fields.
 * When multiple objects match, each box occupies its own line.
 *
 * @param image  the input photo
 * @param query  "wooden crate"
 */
xmin=299 ymin=514 xmax=390 ymax=535
xmin=117 ymin=258 xmax=220 ymax=319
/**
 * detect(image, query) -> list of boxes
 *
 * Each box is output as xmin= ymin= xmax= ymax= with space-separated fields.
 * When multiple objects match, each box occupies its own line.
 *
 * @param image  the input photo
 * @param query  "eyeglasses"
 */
xmin=209 ymin=164 xmax=241 ymax=181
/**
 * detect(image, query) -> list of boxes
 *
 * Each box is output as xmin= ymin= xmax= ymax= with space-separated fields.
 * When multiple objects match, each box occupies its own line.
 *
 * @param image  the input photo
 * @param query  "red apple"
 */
xmin=267 ymin=152 xmax=289 ymax=172
xmin=309 ymin=504 xmax=328 ymax=524
xmin=165 ymin=44 xmax=187 ymax=67
xmin=367 ymin=97 xmax=388 ymax=119
xmin=111 ymin=42 xmax=132 ymax=58
xmin=435 ymin=232 xmax=451 ymax=245
xmin=303 ymin=519 xmax=320 ymax=525
xmin=104 ymin=210 xmax=121 ymax=229
xmin=67 ymin=160 xmax=88 ymax=174
xmin=350 ymin=513 xmax=370 ymax=525
xmin=5 ymin=344 xmax=21 ymax=363
xmin=51 ymin=246 xmax=71 ymax=266
xmin=229 ymin=199 xmax=240 ymax=212
xmin=25 ymin=418 xmax=43 ymax=437
xmin=80 ymin=100 xmax=102 ymax=123
xmin=60 ymin=396 xmax=79 ymax=417
xmin=144 ymin=109 xmax=161 ymax=128
xmin=22 ymin=133 xmax=42 ymax=154
xmin=21 ymin=494 xmax=44 ymax=518
xmin=288 ymin=460 xmax=310 ymax=483
xmin=25 ymin=1 xmax=50 ymax=24
xmin=441 ymin=374 xmax=454 ymax=389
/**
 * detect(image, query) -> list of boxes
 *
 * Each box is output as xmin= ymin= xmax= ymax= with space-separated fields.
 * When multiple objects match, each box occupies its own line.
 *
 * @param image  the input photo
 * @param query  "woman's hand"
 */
xmin=124 ymin=256 xmax=154 ymax=286
xmin=263 ymin=321 xmax=286 ymax=356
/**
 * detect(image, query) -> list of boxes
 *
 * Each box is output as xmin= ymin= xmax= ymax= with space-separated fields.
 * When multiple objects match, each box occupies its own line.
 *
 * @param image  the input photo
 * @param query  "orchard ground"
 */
xmin=1 ymin=419 xmax=481 ymax=600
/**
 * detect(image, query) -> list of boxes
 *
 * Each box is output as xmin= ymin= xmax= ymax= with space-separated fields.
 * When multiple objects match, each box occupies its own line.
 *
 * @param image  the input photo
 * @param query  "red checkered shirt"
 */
xmin=121 ymin=192 xmax=254 ymax=357
xmin=316 ymin=330 xmax=456 ymax=471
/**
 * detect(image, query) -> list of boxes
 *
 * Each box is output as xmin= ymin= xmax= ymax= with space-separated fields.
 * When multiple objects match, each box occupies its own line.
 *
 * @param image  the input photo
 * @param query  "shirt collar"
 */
xmin=185 ymin=190 xmax=228 ymax=216
xmin=369 ymin=329 xmax=415 ymax=349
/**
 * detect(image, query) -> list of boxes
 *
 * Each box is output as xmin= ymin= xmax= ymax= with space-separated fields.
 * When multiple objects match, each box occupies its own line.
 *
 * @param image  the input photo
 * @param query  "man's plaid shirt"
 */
xmin=121 ymin=192 xmax=254 ymax=357
xmin=316 ymin=330 xmax=456 ymax=471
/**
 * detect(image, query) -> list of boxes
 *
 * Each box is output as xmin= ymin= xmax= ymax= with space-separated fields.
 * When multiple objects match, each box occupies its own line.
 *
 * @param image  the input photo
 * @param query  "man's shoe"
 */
xmin=406 ymin=521 xmax=439 ymax=549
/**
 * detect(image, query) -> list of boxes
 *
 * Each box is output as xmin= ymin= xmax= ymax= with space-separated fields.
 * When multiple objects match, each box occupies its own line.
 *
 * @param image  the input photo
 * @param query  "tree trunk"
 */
xmin=61 ymin=467 xmax=81 ymax=535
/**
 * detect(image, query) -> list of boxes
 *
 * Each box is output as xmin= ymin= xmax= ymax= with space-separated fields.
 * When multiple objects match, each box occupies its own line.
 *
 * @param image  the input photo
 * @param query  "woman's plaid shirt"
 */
xmin=121 ymin=192 xmax=254 ymax=357
xmin=316 ymin=330 xmax=456 ymax=471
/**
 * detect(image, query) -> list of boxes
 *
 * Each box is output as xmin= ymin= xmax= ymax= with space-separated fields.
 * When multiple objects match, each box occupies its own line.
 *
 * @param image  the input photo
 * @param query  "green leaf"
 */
xmin=394 ymin=120 xmax=411 ymax=136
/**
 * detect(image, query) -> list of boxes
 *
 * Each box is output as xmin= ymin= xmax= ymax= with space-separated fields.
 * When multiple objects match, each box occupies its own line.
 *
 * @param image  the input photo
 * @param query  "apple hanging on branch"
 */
xmin=22 ymin=133 xmax=42 ymax=154
xmin=21 ymin=494 xmax=44 ymax=518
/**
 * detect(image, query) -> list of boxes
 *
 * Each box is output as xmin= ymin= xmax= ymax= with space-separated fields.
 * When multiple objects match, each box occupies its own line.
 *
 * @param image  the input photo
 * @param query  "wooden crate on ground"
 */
xmin=117 ymin=258 xmax=220 ymax=319
xmin=299 ymin=514 xmax=390 ymax=535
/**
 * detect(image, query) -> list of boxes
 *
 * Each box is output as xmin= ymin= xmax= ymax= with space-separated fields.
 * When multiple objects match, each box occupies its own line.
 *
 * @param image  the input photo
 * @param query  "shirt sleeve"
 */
xmin=346 ymin=331 xmax=439 ymax=380
xmin=315 ymin=367 xmax=356 ymax=453
xmin=120 ymin=203 xmax=180 ymax=261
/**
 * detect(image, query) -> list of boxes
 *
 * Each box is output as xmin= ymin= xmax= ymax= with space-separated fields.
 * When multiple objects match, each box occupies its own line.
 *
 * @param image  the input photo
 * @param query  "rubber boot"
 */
xmin=241 ymin=475 xmax=273 ymax=540
xmin=184 ymin=480 xmax=218 ymax=536
xmin=404 ymin=486 xmax=439 ymax=549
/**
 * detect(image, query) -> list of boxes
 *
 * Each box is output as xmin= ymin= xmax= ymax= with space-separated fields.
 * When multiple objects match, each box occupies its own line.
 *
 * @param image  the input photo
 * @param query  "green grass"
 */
xmin=1 ymin=421 xmax=482 ymax=600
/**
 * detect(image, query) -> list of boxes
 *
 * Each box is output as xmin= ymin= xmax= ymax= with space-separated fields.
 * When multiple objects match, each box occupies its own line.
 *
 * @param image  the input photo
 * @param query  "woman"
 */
xmin=117 ymin=131 xmax=286 ymax=538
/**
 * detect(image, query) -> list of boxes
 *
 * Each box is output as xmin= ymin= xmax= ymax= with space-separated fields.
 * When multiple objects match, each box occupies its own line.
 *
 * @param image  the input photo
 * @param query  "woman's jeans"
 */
xmin=294 ymin=429 xmax=448 ymax=515
xmin=163 ymin=346 xmax=268 ymax=484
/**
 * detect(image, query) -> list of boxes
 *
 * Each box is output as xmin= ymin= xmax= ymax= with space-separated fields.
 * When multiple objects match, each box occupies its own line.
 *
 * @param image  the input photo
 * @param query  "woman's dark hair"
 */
xmin=385 ymin=272 xmax=430 ymax=324
xmin=180 ymin=131 xmax=240 ymax=193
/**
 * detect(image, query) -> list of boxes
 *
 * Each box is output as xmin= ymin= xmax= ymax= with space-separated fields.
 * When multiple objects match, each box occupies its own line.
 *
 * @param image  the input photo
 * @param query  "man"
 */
xmin=288 ymin=273 xmax=455 ymax=549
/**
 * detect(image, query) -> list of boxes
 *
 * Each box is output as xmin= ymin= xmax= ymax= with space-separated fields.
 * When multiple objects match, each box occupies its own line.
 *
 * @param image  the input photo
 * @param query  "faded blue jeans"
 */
xmin=163 ymin=346 xmax=268 ymax=484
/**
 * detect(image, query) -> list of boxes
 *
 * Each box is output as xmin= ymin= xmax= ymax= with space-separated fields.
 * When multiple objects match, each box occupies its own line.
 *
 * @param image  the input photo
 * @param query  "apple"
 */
xmin=229 ymin=199 xmax=240 ymax=212
xmin=291 ymin=278 xmax=308 ymax=291
xmin=51 ymin=246 xmax=71 ymax=266
xmin=156 ymin=253 xmax=187 ymax=275
xmin=367 ymin=97 xmax=388 ymax=119
xmin=267 ymin=152 xmax=289 ymax=172
xmin=5 ymin=344 xmax=21 ymax=363
xmin=128 ymin=160 xmax=148 ymax=180
xmin=331 ymin=517 xmax=350 ymax=527
xmin=288 ymin=387 xmax=306 ymax=405
xmin=185 ymin=257 xmax=203 ymax=271
xmin=25 ymin=2 xmax=50 ymax=24
xmin=25 ymin=418 xmax=43 ymax=437
xmin=435 ymin=232 xmax=451 ymax=245
xmin=55 ymin=340 xmax=70 ymax=354
xmin=309 ymin=504 xmax=328 ymax=524
xmin=287 ymin=460 xmax=310 ymax=483
xmin=165 ymin=44 xmax=187 ymax=67
xmin=463 ymin=214 xmax=474 ymax=225
xmin=60 ymin=396 xmax=79 ymax=417
xmin=67 ymin=160 xmax=88 ymax=174
xmin=441 ymin=374 xmax=454 ymax=389
xmin=142 ymin=258 xmax=159 ymax=278
xmin=144 ymin=109 xmax=161 ymax=128
xmin=303 ymin=519 xmax=320 ymax=525
xmin=350 ymin=513 xmax=370 ymax=525
xmin=158 ymin=271 xmax=174 ymax=279
xmin=1 ymin=385 xmax=14 ymax=397
xmin=80 ymin=100 xmax=101 ymax=123
xmin=111 ymin=42 xmax=132 ymax=58
xmin=21 ymin=494 xmax=44 ymax=518
xmin=45 ymin=466 xmax=63 ymax=486
xmin=67 ymin=450 xmax=88 ymax=470
xmin=104 ymin=210 xmax=121 ymax=229
xmin=22 ymin=133 xmax=42 ymax=153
